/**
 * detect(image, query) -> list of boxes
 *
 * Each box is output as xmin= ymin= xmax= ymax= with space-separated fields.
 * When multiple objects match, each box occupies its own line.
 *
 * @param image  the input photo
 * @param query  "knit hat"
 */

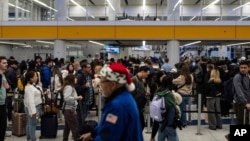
xmin=100 ymin=63 xmax=135 ymax=92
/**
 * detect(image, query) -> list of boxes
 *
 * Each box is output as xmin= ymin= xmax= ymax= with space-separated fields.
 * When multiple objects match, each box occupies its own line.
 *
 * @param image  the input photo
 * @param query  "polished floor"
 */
xmin=5 ymin=105 xmax=231 ymax=141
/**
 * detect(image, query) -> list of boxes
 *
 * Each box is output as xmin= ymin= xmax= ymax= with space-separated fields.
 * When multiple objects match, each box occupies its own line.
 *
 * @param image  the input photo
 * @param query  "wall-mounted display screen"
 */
xmin=105 ymin=46 xmax=120 ymax=54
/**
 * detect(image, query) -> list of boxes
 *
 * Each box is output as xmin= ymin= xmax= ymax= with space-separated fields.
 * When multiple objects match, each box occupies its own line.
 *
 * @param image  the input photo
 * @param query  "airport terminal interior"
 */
xmin=1 ymin=0 xmax=250 ymax=141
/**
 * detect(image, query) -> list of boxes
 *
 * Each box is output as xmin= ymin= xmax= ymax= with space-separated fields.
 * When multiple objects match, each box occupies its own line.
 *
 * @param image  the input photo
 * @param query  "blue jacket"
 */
xmin=93 ymin=87 xmax=143 ymax=141
xmin=42 ymin=65 xmax=51 ymax=89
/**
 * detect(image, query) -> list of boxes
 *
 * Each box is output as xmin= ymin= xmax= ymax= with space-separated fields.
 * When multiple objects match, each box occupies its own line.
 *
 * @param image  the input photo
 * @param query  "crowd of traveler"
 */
xmin=0 ymin=54 xmax=249 ymax=141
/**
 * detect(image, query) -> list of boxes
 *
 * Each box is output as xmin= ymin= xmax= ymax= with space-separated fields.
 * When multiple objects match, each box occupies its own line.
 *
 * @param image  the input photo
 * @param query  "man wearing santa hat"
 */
xmin=80 ymin=63 xmax=143 ymax=141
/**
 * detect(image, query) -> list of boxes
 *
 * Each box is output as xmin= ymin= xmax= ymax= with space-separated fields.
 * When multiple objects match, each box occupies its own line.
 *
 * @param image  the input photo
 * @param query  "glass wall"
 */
xmin=1 ymin=0 xmax=250 ymax=21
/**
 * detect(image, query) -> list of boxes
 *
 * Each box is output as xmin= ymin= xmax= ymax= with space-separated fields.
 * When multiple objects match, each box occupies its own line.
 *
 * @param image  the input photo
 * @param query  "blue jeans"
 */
xmin=25 ymin=104 xmax=42 ymax=141
xmin=179 ymin=95 xmax=190 ymax=125
xmin=158 ymin=106 xmax=179 ymax=141
xmin=158 ymin=124 xmax=179 ymax=141
xmin=77 ymin=102 xmax=90 ymax=134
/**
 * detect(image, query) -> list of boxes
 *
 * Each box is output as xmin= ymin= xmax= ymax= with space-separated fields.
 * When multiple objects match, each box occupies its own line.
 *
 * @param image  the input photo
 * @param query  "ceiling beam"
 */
xmin=230 ymin=0 xmax=239 ymax=5
xmin=195 ymin=0 xmax=201 ymax=5
xmin=89 ymin=0 xmax=95 ymax=6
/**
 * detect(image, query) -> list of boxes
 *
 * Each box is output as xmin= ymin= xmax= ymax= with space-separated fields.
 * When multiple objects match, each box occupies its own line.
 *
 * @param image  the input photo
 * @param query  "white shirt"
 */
xmin=24 ymin=85 xmax=43 ymax=116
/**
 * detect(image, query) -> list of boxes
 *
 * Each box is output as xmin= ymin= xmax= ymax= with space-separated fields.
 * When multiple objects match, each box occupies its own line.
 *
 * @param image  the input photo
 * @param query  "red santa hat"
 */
xmin=100 ymin=63 xmax=135 ymax=92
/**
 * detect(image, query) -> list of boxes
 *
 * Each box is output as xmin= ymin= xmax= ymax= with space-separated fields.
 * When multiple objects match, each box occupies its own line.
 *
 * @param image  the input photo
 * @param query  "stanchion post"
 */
xmin=98 ymin=92 xmax=102 ymax=122
xmin=145 ymin=101 xmax=151 ymax=134
xmin=196 ymin=93 xmax=202 ymax=135
xmin=188 ymin=95 xmax=192 ymax=122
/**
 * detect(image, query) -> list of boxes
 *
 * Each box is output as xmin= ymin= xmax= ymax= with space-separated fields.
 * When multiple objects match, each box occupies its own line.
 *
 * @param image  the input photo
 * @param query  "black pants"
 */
xmin=6 ymin=96 xmax=13 ymax=121
xmin=151 ymin=121 xmax=159 ymax=139
xmin=0 ymin=104 xmax=7 ymax=141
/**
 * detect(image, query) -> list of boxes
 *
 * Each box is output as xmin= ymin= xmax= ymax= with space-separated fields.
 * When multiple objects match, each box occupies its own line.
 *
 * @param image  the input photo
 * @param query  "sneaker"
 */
xmin=5 ymin=133 xmax=11 ymax=137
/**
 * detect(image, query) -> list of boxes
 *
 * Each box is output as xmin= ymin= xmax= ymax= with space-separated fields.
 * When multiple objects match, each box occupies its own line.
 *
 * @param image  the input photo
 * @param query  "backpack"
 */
xmin=17 ymin=71 xmax=26 ymax=93
xmin=150 ymin=95 xmax=166 ymax=122
xmin=222 ymin=74 xmax=243 ymax=103
xmin=54 ymin=90 xmax=64 ymax=109
xmin=193 ymin=64 xmax=203 ymax=83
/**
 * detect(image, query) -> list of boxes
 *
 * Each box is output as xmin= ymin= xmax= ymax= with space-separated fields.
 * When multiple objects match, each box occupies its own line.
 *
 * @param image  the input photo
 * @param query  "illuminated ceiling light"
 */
xmin=239 ymin=16 xmax=250 ymax=21
xmin=233 ymin=2 xmax=250 ymax=11
xmin=33 ymin=0 xmax=58 ymax=12
xmin=189 ymin=16 xmax=196 ymax=21
xmin=143 ymin=0 xmax=146 ymax=10
xmin=142 ymin=41 xmax=146 ymax=46
xmin=226 ymin=42 xmax=250 ymax=47
xmin=91 ymin=15 xmax=95 ymax=19
xmin=173 ymin=0 xmax=182 ymax=11
xmin=202 ymin=0 xmax=220 ymax=10
xmin=215 ymin=18 xmax=220 ymax=21
xmin=89 ymin=41 xmax=105 ymax=46
xmin=70 ymin=0 xmax=86 ymax=11
xmin=0 ymin=41 xmax=27 ymax=46
xmin=107 ymin=0 xmax=115 ymax=11
xmin=67 ymin=17 xmax=74 ymax=21
xmin=183 ymin=41 xmax=201 ymax=47
xmin=36 ymin=40 xmax=54 ymax=45
xmin=8 ymin=3 xmax=30 ymax=12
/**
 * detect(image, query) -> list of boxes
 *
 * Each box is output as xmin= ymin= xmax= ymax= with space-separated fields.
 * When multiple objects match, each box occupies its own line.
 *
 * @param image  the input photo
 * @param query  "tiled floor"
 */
xmin=5 ymin=125 xmax=229 ymax=141
xmin=5 ymin=105 xmax=231 ymax=141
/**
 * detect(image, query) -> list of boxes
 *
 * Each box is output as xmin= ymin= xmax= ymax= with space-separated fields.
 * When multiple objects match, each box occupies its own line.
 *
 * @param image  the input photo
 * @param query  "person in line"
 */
xmin=172 ymin=64 xmax=193 ymax=127
xmin=80 ymin=63 xmax=143 ymax=141
xmin=0 ymin=56 xmax=9 ymax=141
xmin=150 ymin=70 xmax=165 ymax=141
xmin=205 ymin=67 xmax=222 ymax=130
xmin=62 ymin=74 xmax=83 ymax=141
xmin=233 ymin=61 xmax=250 ymax=124
xmin=131 ymin=66 xmax=150 ymax=130
xmin=24 ymin=71 xmax=43 ymax=141
xmin=225 ymin=61 xmax=250 ymax=141
xmin=157 ymin=74 xmax=179 ymax=141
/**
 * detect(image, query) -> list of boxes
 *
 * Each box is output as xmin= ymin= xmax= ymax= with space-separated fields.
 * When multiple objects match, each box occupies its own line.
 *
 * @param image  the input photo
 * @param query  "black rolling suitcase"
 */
xmin=40 ymin=113 xmax=58 ymax=139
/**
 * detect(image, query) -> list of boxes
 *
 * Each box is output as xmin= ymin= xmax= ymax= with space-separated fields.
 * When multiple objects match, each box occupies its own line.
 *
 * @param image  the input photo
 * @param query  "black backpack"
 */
xmin=222 ymin=74 xmax=243 ymax=103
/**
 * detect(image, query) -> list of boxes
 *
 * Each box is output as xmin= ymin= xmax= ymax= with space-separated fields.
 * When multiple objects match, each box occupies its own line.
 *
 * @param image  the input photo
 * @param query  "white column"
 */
xmin=0 ymin=0 xmax=8 ymax=21
xmin=54 ymin=40 xmax=67 ymax=59
xmin=54 ymin=0 xmax=68 ymax=21
xmin=167 ymin=0 xmax=180 ymax=21
xmin=167 ymin=40 xmax=180 ymax=67
xmin=15 ymin=0 xmax=19 ymax=21
xmin=107 ymin=0 xmax=120 ymax=21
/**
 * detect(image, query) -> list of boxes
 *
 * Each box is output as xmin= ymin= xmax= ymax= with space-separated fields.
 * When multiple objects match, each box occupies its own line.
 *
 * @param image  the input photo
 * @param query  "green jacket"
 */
xmin=155 ymin=89 xmax=176 ymax=109
xmin=0 ymin=74 xmax=7 ymax=105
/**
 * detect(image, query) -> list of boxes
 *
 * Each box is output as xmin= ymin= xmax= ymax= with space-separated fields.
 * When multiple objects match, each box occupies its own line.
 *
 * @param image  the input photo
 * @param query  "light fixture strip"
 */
xmin=143 ymin=0 xmax=146 ymax=10
xmin=189 ymin=16 xmax=196 ymax=21
xmin=233 ymin=2 xmax=250 ymax=11
xmin=89 ymin=41 xmax=105 ymax=46
xmin=0 ymin=41 xmax=26 ymax=46
xmin=202 ymin=0 xmax=220 ymax=10
xmin=70 ymin=0 xmax=86 ymax=11
xmin=33 ymin=0 xmax=58 ymax=12
xmin=142 ymin=41 xmax=146 ymax=46
xmin=226 ymin=42 xmax=250 ymax=46
xmin=214 ymin=18 xmax=220 ymax=21
xmin=184 ymin=41 xmax=201 ymax=46
xmin=107 ymin=0 xmax=115 ymax=11
xmin=239 ymin=16 xmax=250 ymax=21
xmin=67 ymin=17 xmax=74 ymax=21
xmin=173 ymin=0 xmax=182 ymax=11
xmin=8 ymin=3 xmax=30 ymax=12
xmin=36 ymin=40 xmax=54 ymax=45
